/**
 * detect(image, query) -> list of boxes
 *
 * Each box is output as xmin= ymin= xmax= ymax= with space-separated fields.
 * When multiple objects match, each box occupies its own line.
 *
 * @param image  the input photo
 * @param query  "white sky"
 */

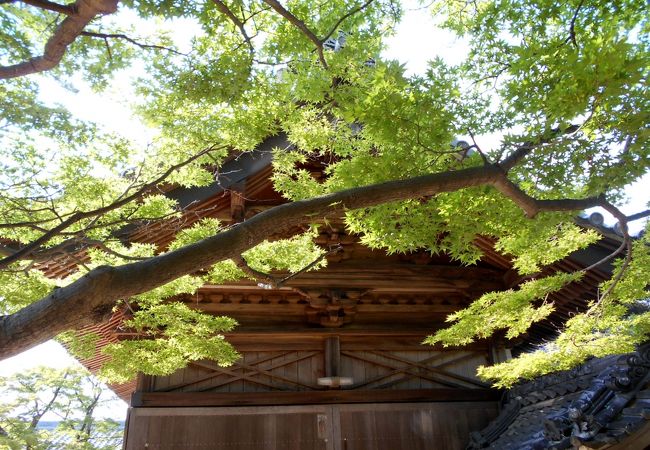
xmin=2 ymin=0 xmax=648 ymax=422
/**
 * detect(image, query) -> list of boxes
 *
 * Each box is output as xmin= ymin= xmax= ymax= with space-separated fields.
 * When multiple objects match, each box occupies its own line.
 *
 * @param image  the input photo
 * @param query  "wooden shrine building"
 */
xmin=69 ymin=144 xmax=650 ymax=449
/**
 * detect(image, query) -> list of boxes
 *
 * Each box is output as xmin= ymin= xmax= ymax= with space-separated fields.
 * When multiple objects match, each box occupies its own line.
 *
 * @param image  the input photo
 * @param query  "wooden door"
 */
xmin=334 ymin=403 xmax=496 ymax=450
xmin=124 ymin=402 xmax=496 ymax=450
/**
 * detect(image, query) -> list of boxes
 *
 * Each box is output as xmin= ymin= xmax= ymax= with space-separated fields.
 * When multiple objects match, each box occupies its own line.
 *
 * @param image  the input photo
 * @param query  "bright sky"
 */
xmin=2 ymin=0 xmax=648 ymax=422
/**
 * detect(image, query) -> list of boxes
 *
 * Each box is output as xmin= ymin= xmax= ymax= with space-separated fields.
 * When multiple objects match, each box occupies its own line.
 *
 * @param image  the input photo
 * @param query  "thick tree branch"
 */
xmin=0 ymin=145 xmax=222 ymax=269
xmin=627 ymin=209 xmax=650 ymax=223
xmin=261 ymin=0 xmax=328 ymax=67
xmin=492 ymin=176 xmax=601 ymax=218
xmin=20 ymin=0 xmax=76 ymax=15
xmin=0 ymin=164 xmax=619 ymax=359
xmin=0 ymin=0 xmax=119 ymax=79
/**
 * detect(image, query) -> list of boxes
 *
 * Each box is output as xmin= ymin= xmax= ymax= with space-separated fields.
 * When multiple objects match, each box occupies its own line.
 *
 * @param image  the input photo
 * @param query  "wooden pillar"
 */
xmin=324 ymin=336 xmax=341 ymax=378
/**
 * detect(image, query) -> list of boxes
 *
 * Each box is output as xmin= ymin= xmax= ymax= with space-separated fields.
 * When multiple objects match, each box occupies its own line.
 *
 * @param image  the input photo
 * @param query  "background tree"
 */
xmin=0 ymin=366 xmax=123 ymax=449
xmin=0 ymin=0 xmax=647 ymax=386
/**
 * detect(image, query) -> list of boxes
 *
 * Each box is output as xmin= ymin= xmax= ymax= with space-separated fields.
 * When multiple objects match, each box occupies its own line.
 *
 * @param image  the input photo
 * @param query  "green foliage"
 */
xmin=478 ymin=227 xmax=650 ymax=386
xmin=100 ymin=303 xmax=238 ymax=383
xmin=0 ymin=0 xmax=648 ymax=388
xmin=167 ymin=218 xmax=222 ymax=251
xmin=131 ymin=275 xmax=204 ymax=307
xmin=57 ymin=332 xmax=100 ymax=360
xmin=0 ymin=268 xmax=58 ymax=314
xmin=243 ymin=231 xmax=326 ymax=273
xmin=204 ymin=260 xmax=248 ymax=284
xmin=426 ymin=272 xmax=581 ymax=346
xmin=0 ymin=366 xmax=123 ymax=449
xmin=478 ymin=309 xmax=650 ymax=388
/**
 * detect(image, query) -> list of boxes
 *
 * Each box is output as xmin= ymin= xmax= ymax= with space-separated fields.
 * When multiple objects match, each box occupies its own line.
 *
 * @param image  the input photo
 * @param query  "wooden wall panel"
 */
xmin=148 ymin=339 xmax=490 ymax=396
xmin=124 ymin=402 xmax=497 ymax=450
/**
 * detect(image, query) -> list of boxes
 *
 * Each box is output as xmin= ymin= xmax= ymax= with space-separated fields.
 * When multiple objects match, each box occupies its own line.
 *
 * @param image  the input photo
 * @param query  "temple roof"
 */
xmin=468 ymin=343 xmax=650 ymax=450
xmin=63 ymin=149 xmax=627 ymax=403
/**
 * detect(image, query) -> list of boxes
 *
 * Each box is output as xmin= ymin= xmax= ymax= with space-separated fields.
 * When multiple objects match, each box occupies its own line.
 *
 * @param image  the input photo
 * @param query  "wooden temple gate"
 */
xmin=70 ymin=151 xmax=611 ymax=449
xmin=121 ymin=231 xmax=506 ymax=449
xmin=112 ymin=220 xmax=610 ymax=449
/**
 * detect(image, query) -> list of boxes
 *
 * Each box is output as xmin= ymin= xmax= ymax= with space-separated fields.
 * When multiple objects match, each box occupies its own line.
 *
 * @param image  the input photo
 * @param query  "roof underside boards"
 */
xmin=468 ymin=343 xmax=650 ymax=450
xmin=74 ymin=309 xmax=136 ymax=402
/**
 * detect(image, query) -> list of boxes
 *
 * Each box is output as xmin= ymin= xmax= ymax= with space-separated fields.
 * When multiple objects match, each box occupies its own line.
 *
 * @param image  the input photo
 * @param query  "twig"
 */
xmin=261 ymin=0 xmax=328 ymax=68
xmin=499 ymin=124 xmax=580 ymax=171
xmin=211 ymin=0 xmax=254 ymax=53
xmin=276 ymin=244 xmax=342 ymax=287
xmin=467 ymin=130 xmax=490 ymax=165
xmin=81 ymin=31 xmax=185 ymax=56
xmin=565 ymin=0 xmax=584 ymax=48
xmin=321 ymin=0 xmax=374 ymax=42
xmin=584 ymin=199 xmax=632 ymax=311
xmin=237 ymin=244 xmax=342 ymax=289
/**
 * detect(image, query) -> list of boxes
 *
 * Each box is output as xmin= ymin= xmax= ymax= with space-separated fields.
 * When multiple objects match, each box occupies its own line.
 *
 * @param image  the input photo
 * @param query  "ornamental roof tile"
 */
xmin=468 ymin=343 xmax=650 ymax=450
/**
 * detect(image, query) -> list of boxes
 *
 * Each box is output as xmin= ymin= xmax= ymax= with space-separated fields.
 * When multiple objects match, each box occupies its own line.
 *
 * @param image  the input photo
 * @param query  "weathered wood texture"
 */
xmin=124 ymin=402 xmax=498 ymax=450
xmin=146 ymin=335 xmax=490 ymax=396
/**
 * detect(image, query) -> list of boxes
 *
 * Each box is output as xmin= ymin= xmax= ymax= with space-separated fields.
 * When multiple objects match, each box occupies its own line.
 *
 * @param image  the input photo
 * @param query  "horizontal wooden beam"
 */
xmin=131 ymin=388 xmax=500 ymax=407
xmin=200 ymin=264 xmax=503 ymax=293
xmin=221 ymin=331 xmax=491 ymax=352
xmin=194 ymin=303 xmax=460 ymax=315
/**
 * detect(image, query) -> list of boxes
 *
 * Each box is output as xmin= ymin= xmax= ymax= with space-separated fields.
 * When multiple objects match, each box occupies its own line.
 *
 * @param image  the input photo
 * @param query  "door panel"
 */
xmin=125 ymin=406 xmax=334 ymax=450
xmin=335 ymin=403 xmax=496 ymax=450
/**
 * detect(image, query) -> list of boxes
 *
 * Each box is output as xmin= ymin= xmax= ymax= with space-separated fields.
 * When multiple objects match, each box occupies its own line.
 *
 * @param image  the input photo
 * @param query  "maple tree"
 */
xmin=0 ymin=366 xmax=123 ymax=449
xmin=0 ymin=0 xmax=648 ymax=386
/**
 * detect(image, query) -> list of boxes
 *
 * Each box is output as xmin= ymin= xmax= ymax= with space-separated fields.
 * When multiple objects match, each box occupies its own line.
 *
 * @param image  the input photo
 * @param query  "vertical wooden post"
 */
xmin=325 ymin=336 xmax=341 ymax=378
xmin=135 ymin=373 xmax=153 ymax=393
xmin=489 ymin=337 xmax=512 ymax=365
xmin=230 ymin=190 xmax=246 ymax=222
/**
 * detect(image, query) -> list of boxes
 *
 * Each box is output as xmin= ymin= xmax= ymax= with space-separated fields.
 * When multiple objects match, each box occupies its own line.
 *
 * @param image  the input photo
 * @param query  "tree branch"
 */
xmin=235 ymin=255 xmax=277 ymax=286
xmin=81 ymin=31 xmax=184 ymax=55
xmin=211 ymin=0 xmax=253 ymax=52
xmin=565 ymin=0 xmax=585 ymax=48
xmin=0 ymin=164 xmax=619 ymax=359
xmin=321 ymin=0 xmax=374 ymax=43
xmin=20 ymin=0 xmax=76 ymax=15
xmin=0 ymin=145 xmax=223 ymax=269
xmin=261 ymin=0 xmax=328 ymax=68
xmin=0 ymin=0 xmax=120 ymax=79
xmin=499 ymin=124 xmax=580 ymax=171
xmin=626 ymin=209 xmax=650 ymax=223
xmin=492 ymin=175 xmax=601 ymax=218
xmin=240 ymin=244 xmax=343 ymax=289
